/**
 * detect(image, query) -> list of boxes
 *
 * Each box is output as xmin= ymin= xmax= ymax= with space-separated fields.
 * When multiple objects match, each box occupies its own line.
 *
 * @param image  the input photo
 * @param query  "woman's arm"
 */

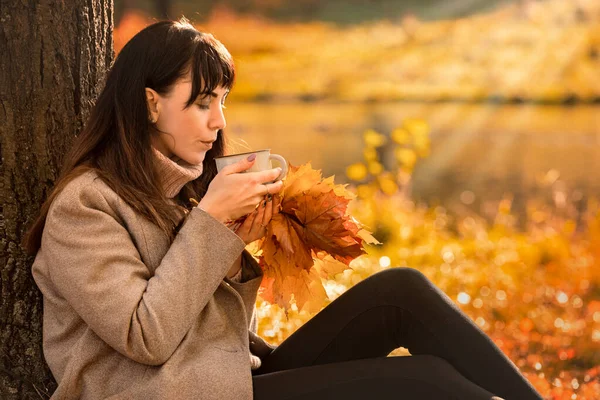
xmin=42 ymin=182 xmax=246 ymax=366
xmin=226 ymin=253 xmax=243 ymax=279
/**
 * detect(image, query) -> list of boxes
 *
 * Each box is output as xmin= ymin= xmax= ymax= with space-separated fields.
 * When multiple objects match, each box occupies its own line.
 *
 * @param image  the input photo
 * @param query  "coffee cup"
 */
xmin=214 ymin=149 xmax=288 ymax=183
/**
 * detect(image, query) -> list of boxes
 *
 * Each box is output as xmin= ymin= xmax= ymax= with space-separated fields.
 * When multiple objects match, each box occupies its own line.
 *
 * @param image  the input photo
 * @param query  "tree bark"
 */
xmin=0 ymin=1 xmax=113 ymax=398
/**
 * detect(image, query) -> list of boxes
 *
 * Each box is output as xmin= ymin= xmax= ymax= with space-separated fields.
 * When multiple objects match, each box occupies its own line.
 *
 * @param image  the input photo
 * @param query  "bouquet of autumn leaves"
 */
xmin=249 ymin=163 xmax=379 ymax=315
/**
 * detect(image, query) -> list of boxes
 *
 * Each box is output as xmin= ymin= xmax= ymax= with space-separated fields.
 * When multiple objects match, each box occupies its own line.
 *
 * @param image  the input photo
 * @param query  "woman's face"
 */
xmin=147 ymin=71 xmax=229 ymax=165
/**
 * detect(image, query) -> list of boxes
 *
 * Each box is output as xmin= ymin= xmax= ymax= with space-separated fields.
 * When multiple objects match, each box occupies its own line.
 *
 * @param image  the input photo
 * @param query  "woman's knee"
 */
xmin=360 ymin=267 xmax=446 ymax=312
xmin=369 ymin=267 xmax=432 ymax=291
xmin=342 ymin=267 xmax=439 ymax=312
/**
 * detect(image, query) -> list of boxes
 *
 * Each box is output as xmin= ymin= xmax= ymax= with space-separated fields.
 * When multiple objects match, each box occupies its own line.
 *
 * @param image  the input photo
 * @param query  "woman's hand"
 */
xmin=234 ymin=194 xmax=282 ymax=245
xmin=198 ymin=155 xmax=284 ymax=223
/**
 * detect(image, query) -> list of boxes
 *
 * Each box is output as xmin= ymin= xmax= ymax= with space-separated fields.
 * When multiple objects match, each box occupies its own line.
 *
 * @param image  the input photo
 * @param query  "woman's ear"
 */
xmin=145 ymin=87 xmax=160 ymax=123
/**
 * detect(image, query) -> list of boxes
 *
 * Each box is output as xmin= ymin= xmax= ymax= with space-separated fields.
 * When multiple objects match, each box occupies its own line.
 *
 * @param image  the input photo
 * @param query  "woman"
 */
xmin=25 ymin=18 xmax=543 ymax=400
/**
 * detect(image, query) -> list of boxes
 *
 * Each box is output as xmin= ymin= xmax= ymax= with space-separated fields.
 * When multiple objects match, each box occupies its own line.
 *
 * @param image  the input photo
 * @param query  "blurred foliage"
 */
xmin=112 ymin=2 xmax=600 ymax=398
xmin=255 ymin=118 xmax=600 ymax=399
xmin=116 ymin=0 xmax=521 ymax=25
xmin=115 ymin=0 xmax=600 ymax=103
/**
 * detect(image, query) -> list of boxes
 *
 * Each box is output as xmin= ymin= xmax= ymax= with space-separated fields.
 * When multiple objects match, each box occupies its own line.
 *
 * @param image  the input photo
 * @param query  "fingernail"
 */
xmin=267 ymin=194 xmax=272 ymax=201
xmin=247 ymin=154 xmax=257 ymax=162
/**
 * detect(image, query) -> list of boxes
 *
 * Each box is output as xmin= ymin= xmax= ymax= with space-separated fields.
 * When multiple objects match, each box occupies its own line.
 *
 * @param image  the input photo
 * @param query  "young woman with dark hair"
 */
xmin=25 ymin=18 xmax=543 ymax=400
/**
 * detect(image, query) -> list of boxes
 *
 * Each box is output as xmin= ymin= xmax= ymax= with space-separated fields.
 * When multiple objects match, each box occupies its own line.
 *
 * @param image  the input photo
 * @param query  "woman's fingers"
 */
xmin=266 ymin=180 xmax=284 ymax=196
xmin=274 ymin=194 xmax=282 ymax=214
xmin=247 ymin=168 xmax=284 ymax=187
xmin=238 ymin=209 xmax=257 ymax=234
xmin=262 ymin=196 xmax=273 ymax=227
xmin=253 ymin=199 xmax=267 ymax=232
xmin=255 ymin=180 xmax=284 ymax=200
xmin=234 ymin=195 xmax=282 ymax=243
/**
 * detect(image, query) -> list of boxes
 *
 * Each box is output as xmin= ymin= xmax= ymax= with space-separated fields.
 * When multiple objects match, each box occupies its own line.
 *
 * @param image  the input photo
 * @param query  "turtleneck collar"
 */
xmin=151 ymin=147 xmax=204 ymax=199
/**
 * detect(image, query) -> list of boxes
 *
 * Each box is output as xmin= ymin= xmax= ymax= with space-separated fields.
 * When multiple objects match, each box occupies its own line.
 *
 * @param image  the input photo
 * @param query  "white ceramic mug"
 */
xmin=214 ymin=149 xmax=288 ymax=183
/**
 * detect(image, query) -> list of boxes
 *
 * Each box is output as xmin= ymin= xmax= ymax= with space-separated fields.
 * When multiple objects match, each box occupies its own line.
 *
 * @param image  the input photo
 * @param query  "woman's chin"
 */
xmin=180 ymin=152 xmax=206 ymax=166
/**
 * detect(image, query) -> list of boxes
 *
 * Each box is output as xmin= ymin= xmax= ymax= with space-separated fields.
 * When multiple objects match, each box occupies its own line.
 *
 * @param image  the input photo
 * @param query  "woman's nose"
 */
xmin=209 ymin=106 xmax=226 ymax=131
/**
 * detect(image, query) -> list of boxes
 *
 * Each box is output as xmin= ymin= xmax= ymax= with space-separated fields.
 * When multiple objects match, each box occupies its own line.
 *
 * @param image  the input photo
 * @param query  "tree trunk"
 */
xmin=0 ymin=1 xmax=113 ymax=398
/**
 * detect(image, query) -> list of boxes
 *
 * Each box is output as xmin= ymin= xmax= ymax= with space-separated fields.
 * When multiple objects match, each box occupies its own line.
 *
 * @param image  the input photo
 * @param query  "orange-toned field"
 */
xmin=114 ymin=3 xmax=600 ymax=398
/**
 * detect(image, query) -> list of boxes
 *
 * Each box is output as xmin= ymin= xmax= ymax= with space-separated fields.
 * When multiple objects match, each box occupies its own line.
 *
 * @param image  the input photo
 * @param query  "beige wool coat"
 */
xmin=32 ymin=170 xmax=276 ymax=399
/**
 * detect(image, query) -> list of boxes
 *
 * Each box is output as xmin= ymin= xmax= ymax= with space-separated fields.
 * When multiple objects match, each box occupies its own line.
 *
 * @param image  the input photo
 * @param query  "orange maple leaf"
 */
xmin=313 ymin=253 xmax=350 ymax=280
xmin=288 ymin=191 xmax=365 ymax=265
xmin=257 ymin=162 xmax=380 ymax=314
xmin=264 ymin=213 xmax=314 ymax=271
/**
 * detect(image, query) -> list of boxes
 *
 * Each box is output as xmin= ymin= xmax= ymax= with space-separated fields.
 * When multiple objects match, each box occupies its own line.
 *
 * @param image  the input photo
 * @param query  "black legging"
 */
xmin=251 ymin=268 xmax=543 ymax=400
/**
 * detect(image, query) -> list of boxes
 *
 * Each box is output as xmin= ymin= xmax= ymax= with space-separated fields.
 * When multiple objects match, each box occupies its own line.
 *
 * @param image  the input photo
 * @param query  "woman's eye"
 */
xmin=196 ymin=98 xmax=227 ymax=110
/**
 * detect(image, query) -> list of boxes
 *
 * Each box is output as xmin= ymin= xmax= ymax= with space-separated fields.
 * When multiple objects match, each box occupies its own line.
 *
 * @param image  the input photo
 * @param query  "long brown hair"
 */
xmin=23 ymin=18 xmax=235 ymax=255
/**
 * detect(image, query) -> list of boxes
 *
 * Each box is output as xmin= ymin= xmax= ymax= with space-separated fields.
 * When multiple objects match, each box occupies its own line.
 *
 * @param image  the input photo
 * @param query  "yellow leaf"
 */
xmin=259 ymin=263 xmax=293 ymax=313
xmin=368 ymin=161 xmax=384 ymax=176
xmin=346 ymin=163 xmax=368 ymax=181
xmin=395 ymin=148 xmax=418 ymax=168
xmin=377 ymin=174 xmax=398 ymax=195
xmin=363 ymin=147 xmax=379 ymax=162
xmin=391 ymin=127 xmax=412 ymax=144
xmin=313 ymin=253 xmax=349 ymax=279
xmin=403 ymin=118 xmax=430 ymax=138
xmin=333 ymin=183 xmax=357 ymax=201
xmin=317 ymin=176 xmax=356 ymax=200
xmin=259 ymin=261 xmax=327 ymax=316
xmin=289 ymin=267 xmax=327 ymax=314
xmin=283 ymin=163 xmax=323 ymax=198
xmin=357 ymin=184 xmax=376 ymax=199
xmin=357 ymin=229 xmax=381 ymax=245
xmin=363 ymin=129 xmax=387 ymax=147
xmin=413 ymin=135 xmax=431 ymax=154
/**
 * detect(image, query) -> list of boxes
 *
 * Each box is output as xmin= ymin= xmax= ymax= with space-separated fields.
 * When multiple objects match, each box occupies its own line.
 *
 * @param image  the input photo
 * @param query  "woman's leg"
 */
xmin=253 ymin=354 xmax=499 ymax=400
xmin=254 ymin=267 xmax=542 ymax=400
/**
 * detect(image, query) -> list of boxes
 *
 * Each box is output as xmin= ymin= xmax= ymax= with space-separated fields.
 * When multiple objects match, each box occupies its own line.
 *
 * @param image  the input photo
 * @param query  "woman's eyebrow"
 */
xmin=197 ymin=91 xmax=229 ymax=101
xmin=207 ymin=90 xmax=230 ymax=98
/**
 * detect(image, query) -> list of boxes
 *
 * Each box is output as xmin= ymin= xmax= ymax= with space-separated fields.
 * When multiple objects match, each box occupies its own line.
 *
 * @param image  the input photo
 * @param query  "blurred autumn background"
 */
xmin=116 ymin=0 xmax=599 ymax=398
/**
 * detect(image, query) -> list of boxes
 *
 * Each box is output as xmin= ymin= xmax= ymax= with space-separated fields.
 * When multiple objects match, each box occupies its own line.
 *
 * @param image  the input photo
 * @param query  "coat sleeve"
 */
xmin=228 ymin=267 xmax=243 ymax=282
xmin=224 ymin=250 xmax=264 ymax=326
xmin=42 ymin=182 xmax=246 ymax=366
xmin=223 ymin=252 xmax=279 ymax=359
